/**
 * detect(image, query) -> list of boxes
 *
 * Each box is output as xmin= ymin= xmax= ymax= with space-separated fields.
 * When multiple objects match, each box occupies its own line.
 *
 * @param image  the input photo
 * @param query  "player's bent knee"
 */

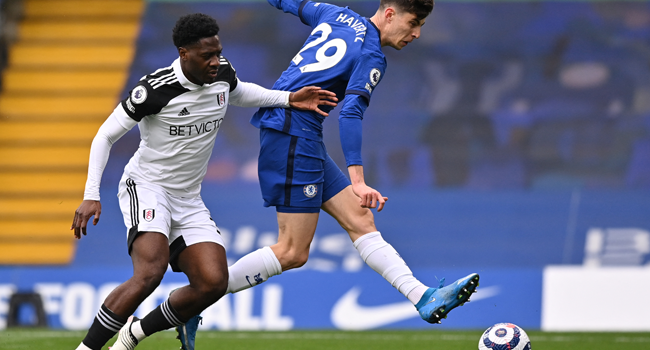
xmin=205 ymin=277 xmax=228 ymax=298
xmin=272 ymin=242 xmax=310 ymax=270
xmin=191 ymin=270 xmax=228 ymax=299
xmin=130 ymin=274 xmax=165 ymax=297
xmin=284 ymin=250 xmax=309 ymax=270
xmin=194 ymin=281 xmax=227 ymax=307
xmin=133 ymin=264 xmax=167 ymax=290
xmin=341 ymin=210 xmax=376 ymax=238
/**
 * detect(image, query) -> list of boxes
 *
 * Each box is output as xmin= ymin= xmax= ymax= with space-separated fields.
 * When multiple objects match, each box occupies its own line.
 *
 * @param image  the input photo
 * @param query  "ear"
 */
xmin=385 ymin=7 xmax=396 ymax=22
xmin=178 ymin=47 xmax=189 ymax=61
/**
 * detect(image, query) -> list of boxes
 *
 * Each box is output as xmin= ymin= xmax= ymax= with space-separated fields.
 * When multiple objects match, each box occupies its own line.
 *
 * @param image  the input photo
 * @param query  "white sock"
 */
xmin=227 ymin=246 xmax=282 ymax=294
xmin=354 ymin=231 xmax=428 ymax=305
xmin=130 ymin=319 xmax=147 ymax=342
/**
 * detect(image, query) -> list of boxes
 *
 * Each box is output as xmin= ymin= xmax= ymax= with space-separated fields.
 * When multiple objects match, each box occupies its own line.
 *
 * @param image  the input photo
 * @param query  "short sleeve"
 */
xmin=120 ymin=81 xmax=161 ymax=122
xmin=218 ymin=56 xmax=238 ymax=92
xmin=345 ymin=54 xmax=387 ymax=102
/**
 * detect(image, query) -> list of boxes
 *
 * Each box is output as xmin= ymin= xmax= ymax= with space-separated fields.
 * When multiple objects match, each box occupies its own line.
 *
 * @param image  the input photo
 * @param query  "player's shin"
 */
xmin=226 ymin=246 xmax=282 ymax=293
xmin=77 ymin=304 xmax=127 ymax=350
xmin=139 ymin=298 xmax=184 ymax=336
xmin=353 ymin=231 xmax=428 ymax=304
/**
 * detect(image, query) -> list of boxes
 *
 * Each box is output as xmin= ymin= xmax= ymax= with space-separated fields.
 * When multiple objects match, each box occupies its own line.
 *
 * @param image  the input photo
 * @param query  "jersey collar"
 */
xmin=172 ymin=58 xmax=203 ymax=90
xmin=366 ymin=17 xmax=382 ymax=47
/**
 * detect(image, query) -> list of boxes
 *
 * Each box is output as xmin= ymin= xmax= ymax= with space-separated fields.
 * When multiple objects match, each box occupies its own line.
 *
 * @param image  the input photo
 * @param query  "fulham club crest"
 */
xmin=217 ymin=92 xmax=225 ymax=106
xmin=143 ymin=209 xmax=155 ymax=222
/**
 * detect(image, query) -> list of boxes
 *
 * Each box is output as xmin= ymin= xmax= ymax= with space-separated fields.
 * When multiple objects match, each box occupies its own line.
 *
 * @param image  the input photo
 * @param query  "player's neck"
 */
xmin=369 ymin=14 xmax=380 ymax=29
xmin=369 ymin=14 xmax=388 ymax=47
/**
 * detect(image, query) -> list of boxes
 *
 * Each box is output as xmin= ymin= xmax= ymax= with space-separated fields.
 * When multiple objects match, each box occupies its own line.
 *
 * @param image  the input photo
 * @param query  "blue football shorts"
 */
xmin=258 ymin=127 xmax=351 ymax=213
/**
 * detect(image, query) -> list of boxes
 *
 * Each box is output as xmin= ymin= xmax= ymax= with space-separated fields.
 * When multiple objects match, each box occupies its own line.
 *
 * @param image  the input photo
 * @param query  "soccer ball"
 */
xmin=478 ymin=323 xmax=531 ymax=350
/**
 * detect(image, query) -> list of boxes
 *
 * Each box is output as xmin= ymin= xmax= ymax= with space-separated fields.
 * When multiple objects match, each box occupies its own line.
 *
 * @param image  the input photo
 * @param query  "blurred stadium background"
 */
xmin=0 ymin=0 xmax=649 ymax=333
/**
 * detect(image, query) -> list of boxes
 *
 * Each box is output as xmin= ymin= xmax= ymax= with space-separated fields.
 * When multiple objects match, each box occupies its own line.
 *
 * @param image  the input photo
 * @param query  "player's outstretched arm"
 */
xmin=70 ymin=107 xmax=136 ymax=239
xmin=348 ymin=165 xmax=388 ymax=212
xmin=289 ymin=86 xmax=338 ymax=117
xmin=71 ymin=200 xmax=102 ymax=239
xmin=229 ymin=81 xmax=336 ymax=113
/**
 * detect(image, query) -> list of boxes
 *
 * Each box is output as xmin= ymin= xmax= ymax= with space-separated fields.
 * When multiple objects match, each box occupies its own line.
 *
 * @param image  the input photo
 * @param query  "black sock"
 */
xmin=82 ymin=304 xmax=127 ymax=350
xmin=140 ymin=299 xmax=185 ymax=336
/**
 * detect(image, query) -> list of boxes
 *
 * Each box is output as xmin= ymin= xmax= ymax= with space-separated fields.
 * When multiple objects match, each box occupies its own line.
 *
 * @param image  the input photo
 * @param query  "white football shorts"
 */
xmin=117 ymin=176 xmax=225 ymax=271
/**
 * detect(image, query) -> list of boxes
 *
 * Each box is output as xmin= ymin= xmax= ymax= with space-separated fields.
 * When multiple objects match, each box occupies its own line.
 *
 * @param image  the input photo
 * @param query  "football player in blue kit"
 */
xmin=177 ymin=1 xmax=480 ymax=348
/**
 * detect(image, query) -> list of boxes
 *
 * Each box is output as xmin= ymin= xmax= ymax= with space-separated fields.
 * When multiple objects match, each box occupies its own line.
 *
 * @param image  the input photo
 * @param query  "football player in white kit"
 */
xmin=70 ymin=13 xmax=337 ymax=350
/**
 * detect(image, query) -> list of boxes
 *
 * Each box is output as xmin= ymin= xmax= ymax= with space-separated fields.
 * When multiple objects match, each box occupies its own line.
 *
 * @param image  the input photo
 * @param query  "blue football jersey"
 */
xmin=251 ymin=0 xmax=387 ymax=141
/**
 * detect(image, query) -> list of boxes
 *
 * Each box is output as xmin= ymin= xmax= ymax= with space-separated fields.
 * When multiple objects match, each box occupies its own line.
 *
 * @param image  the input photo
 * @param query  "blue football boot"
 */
xmin=415 ymin=273 xmax=479 ymax=324
xmin=176 ymin=315 xmax=202 ymax=350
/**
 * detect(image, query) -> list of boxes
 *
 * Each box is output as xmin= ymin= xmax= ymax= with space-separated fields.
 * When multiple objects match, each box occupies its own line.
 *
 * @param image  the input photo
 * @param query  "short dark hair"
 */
xmin=172 ymin=13 xmax=220 ymax=48
xmin=380 ymin=0 xmax=434 ymax=21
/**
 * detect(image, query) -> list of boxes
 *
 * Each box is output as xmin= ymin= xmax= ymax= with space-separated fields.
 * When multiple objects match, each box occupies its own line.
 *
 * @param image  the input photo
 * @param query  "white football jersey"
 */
xmin=83 ymin=56 xmax=290 ymax=201
xmin=120 ymin=57 xmax=239 ymax=197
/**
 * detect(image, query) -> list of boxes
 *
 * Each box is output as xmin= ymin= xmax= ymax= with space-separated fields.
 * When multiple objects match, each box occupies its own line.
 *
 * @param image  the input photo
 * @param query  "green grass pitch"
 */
xmin=2 ymin=329 xmax=649 ymax=350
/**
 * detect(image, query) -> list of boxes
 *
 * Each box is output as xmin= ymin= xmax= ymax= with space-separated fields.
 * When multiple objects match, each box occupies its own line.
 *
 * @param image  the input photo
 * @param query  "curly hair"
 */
xmin=380 ymin=0 xmax=434 ymax=20
xmin=172 ymin=13 xmax=220 ymax=48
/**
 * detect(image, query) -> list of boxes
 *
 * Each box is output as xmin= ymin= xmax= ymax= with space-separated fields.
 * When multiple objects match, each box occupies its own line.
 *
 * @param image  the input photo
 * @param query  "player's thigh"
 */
xmin=117 ymin=177 xmax=173 ymax=255
xmin=275 ymin=211 xmax=319 ymax=253
xmin=322 ymin=185 xmax=377 ymax=241
xmin=130 ymin=231 xmax=170 ymax=278
xmin=176 ymin=242 xmax=228 ymax=290
xmin=167 ymin=194 xmax=226 ymax=274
